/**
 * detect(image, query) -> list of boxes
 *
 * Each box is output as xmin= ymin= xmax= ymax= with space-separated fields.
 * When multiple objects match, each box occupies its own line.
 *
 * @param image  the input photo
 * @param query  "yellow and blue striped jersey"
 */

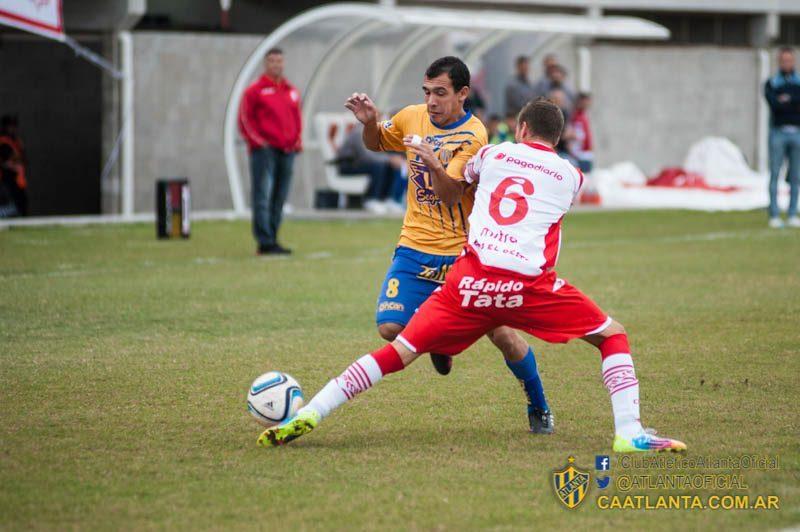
xmin=378 ymin=103 xmax=487 ymax=256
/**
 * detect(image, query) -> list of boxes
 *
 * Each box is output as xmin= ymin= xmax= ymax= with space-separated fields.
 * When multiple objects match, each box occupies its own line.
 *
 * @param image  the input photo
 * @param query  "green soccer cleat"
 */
xmin=612 ymin=431 xmax=687 ymax=453
xmin=257 ymin=409 xmax=320 ymax=448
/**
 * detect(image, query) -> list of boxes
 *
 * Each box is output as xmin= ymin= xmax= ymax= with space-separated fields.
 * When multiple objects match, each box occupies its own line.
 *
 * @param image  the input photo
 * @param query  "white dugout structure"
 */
xmin=0 ymin=2 xmax=671 ymax=227
xmin=221 ymin=3 xmax=669 ymax=218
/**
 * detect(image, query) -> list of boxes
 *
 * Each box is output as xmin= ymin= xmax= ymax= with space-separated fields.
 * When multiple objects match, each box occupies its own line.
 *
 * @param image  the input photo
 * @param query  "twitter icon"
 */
xmin=596 ymin=476 xmax=611 ymax=489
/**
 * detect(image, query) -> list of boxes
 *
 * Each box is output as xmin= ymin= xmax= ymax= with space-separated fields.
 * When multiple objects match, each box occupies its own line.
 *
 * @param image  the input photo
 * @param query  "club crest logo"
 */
xmin=552 ymin=456 xmax=590 ymax=509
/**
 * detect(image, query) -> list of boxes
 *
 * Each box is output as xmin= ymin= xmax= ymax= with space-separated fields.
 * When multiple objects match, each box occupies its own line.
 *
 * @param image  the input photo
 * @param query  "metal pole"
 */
xmin=757 ymin=48 xmax=770 ymax=174
xmin=119 ymin=30 xmax=135 ymax=218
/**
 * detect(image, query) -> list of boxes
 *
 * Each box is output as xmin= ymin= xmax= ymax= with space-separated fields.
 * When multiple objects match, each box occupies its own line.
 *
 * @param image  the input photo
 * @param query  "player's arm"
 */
xmin=463 ymin=145 xmax=493 ymax=185
xmin=403 ymin=136 xmax=467 ymax=207
xmin=344 ymin=92 xmax=385 ymax=152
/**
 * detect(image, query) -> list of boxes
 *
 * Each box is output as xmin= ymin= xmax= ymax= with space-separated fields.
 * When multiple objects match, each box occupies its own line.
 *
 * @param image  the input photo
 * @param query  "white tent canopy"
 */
xmin=223 ymin=3 xmax=669 ymax=213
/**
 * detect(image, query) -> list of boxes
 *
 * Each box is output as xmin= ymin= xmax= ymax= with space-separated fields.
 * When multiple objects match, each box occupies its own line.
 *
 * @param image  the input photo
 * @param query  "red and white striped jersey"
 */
xmin=463 ymin=141 xmax=583 ymax=277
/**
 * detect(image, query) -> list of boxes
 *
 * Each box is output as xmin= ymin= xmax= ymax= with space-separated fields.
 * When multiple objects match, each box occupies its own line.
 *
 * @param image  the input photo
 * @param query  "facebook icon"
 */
xmin=595 ymin=455 xmax=610 ymax=471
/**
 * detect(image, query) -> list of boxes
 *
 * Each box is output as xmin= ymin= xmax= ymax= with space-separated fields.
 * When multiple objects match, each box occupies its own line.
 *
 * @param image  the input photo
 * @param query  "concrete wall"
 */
xmin=129 ymin=29 xmax=432 ymax=214
xmin=590 ymin=43 xmax=759 ymax=173
xmin=129 ymin=32 xmax=766 ymax=212
xmin=131 ymin=31 xmax=263 ymax=213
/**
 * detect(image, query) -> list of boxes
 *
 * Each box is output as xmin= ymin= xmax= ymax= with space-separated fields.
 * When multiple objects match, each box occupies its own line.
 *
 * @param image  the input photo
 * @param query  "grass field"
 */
xmin=1 ymin=209 xmax=798 ymax=530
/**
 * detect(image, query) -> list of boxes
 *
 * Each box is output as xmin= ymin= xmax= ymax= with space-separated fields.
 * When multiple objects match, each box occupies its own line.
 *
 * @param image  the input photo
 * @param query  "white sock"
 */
xmin=602 ymin=353 xmax=643 ymax=439
xmin=300 ymin=354 xmax=383 ymax=420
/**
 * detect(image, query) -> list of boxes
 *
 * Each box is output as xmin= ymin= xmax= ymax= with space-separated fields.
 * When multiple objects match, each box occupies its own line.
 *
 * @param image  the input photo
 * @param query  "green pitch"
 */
xmin=1 ymin=210 xmax=798 ymax=530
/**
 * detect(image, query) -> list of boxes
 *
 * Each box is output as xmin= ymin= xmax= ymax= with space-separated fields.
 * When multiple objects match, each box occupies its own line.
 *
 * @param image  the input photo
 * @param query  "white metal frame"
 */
xmin=300 ymin=19 xmax=386 ymax=205
xmin=222 ymin=2 xmax=669 ymax=214
xmin=374 ymin=26 xmax=449 ymax=111
xmin=120 ymin=30 xmax=135 ymax=218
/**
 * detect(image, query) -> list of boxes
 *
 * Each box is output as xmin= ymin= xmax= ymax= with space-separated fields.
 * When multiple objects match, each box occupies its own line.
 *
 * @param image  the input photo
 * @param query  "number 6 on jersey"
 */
xmin=489 ymin=176 xmax=534 ymax=225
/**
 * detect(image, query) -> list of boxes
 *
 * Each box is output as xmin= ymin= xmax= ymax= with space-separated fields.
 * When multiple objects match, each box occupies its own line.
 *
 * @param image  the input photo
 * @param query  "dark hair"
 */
xmin=518 ymin=98 xmax=564 ymax=145
xmin=266 ymin=47 xmax=283 ymax=57
xmin=515 ymin=55 xmax=529 ymax=67
xmin=779 ymin=46 xmax=795 ymax=56
xmin=1 ymin=115 xmax=18 ymax=127
xmin=425 ymin=56 xmax=470 ymax=92
xmin=577 ymin=92 xmax=591 ymax=100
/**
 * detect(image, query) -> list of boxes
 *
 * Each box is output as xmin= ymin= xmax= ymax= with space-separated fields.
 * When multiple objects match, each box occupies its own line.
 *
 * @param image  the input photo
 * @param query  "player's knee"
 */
xmin=378 ymin=322 xmax=404 ymax=342
xmin=487 ymin=328 xmax=527 ymax=359
xmin=602 ymin=320 xmax=626 ymax=337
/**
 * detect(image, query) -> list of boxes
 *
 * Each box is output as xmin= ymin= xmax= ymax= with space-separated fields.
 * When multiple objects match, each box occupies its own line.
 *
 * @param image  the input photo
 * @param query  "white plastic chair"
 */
xmin=315 ymin=113 xmax=370 ymax=199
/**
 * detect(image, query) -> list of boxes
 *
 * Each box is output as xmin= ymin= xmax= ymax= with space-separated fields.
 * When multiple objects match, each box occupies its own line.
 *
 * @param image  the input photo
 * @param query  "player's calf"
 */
xmin=582 ymin=324 xmax=686 ymax=453
xmin=378 ymin=322 xmax=451 ymax=376
xmin=488 ymin=327 xmax=553 ymax=433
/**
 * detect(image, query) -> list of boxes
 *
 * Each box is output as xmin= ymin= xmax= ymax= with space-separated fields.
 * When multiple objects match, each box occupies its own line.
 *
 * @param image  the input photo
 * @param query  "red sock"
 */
xmin=371 ymin=343 xmax=405 ymax=375
xmin=599 ymin=334 xmax=630 ymax=359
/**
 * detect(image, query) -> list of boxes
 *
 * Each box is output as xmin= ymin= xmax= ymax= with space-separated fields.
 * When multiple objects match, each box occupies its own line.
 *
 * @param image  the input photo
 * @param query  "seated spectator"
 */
xmin=0 ymin=115 xmax=27 ymax=216
xmin=466 ymin=87 xmax=487 ymax=122
xmin=337 ymin=123 xmax=405 ymax=214
xmin=488 ymin=113 xmax=515 ymax=145
xmin=504 ymin=56 xmax=535 ymax=117
xmin=568 ymin=93 xmax=594 ymax=173
xmin=0 ymin=143 xmax=19 ymax=217
xmin=486 ymin=114 xmax=501 ymax=143
xmin=389 ymin=160 xmax=408 ymax=207
xmin=533 ymin=63 xmax=576 ymax=109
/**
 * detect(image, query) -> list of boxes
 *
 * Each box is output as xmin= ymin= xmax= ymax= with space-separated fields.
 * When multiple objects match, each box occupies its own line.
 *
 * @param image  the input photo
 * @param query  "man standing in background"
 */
xmin=568 ymin=93 xmax=594 ymax=173
xmin=533 ymin=63 xmax=575 ymax=108
xmin=239 ymin=48 xmax=302 ymax=254
xmin=504 ymin=56 xmax=535 ymax=118
xmin=764 ymin=47 xmax=800 ymax=228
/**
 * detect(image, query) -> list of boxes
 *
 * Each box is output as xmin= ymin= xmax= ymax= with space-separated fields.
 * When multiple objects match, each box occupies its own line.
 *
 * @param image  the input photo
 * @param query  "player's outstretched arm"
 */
xmin=403 ymin=135 xmax=465 ymax=207
xmin=344 ymin=92 xmax=381 ymax=151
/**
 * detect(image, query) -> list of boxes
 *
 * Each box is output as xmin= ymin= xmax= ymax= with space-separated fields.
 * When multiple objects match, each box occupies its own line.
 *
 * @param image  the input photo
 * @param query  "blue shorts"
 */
xmin=375 ymin=246 xmax=457 ymax=326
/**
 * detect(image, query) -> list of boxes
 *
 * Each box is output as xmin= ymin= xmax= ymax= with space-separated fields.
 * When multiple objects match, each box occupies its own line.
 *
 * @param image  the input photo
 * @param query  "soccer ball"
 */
xmin=247 ymin=371 xmax=304 ymax=428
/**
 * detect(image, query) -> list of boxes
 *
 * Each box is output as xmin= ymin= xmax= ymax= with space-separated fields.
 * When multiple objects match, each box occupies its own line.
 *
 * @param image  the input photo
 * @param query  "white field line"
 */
xmin=0 ymin=228 xmax=792 ymax=282
xmin=564 ymin=229 xmax=790 ymax=249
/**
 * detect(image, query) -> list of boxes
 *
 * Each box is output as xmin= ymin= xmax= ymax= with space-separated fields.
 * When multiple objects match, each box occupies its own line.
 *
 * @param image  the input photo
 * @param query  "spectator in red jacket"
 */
xmin=568 ymin=93 xmax=593 ymax=173
xmin=0 ymin=115 xmax=28 ymax=216
xmin=238 ymin=48 xmax=302 ymax=255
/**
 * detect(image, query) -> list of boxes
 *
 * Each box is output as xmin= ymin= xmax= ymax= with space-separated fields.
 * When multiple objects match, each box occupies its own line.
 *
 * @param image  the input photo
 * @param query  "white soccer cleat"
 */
xmin=613 ymin=430 xmax=686 ymax=453
xmin=787 ymin=216 xmax=800 ymax=228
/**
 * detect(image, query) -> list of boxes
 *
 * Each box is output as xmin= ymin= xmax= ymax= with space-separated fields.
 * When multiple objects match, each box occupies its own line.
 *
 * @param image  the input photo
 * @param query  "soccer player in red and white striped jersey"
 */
xmin=258 ymin=99 xmax=686 ymax=453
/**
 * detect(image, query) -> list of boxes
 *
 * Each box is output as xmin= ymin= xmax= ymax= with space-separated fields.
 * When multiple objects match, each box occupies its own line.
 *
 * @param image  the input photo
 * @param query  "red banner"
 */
xmin=0 ymin=0 xmax=64 ymax=41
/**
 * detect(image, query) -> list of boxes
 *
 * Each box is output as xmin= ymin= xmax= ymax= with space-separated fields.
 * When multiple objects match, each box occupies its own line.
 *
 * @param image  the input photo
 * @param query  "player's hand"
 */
xmin=344 ymin=92 xmax=378 ymax=125
xmin=403 ymin=135 xmax=439 ymax=169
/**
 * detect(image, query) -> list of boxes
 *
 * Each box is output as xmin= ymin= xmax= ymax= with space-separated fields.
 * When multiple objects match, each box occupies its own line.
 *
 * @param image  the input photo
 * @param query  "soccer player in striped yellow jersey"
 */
xmin=344 ymin=57 xmax=553 ymax=433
